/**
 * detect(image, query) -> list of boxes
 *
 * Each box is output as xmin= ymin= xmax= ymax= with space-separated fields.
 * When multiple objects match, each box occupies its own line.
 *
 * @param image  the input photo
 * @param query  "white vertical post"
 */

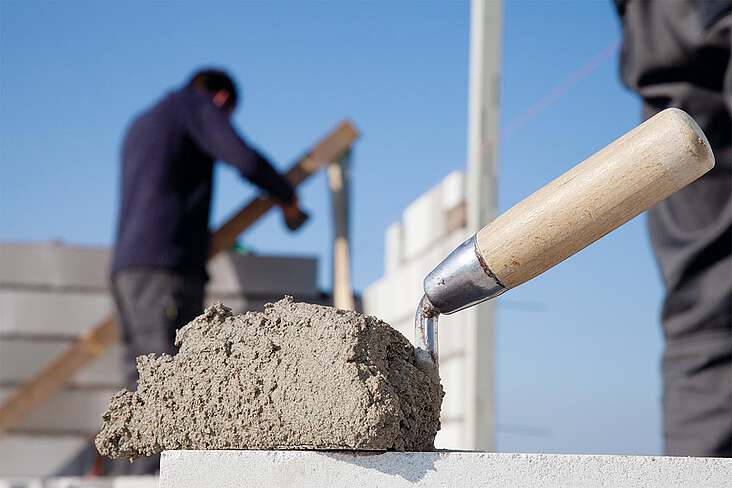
xmin=464 ymin=0 xmax=502 ymax=450
xmin=328 ymin=150 xmax=355 ymax=311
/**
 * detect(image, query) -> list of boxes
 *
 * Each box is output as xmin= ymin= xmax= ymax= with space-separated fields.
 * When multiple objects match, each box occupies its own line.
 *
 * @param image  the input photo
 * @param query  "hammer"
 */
xmin=415 ymin=108 xmax=715 ymax=366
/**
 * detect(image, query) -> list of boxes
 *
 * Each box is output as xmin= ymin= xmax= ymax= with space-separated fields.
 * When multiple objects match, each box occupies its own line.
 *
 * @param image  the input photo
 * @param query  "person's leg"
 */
xmin=108 ymin=269 xmax=205 ymax=474
xmin=112 ymin=269 xmax=181 ymax=391
xmin=164 ymin=273 xmax=205 ymax=348
xmin=618 ymin=1 xmax=732 ymax=456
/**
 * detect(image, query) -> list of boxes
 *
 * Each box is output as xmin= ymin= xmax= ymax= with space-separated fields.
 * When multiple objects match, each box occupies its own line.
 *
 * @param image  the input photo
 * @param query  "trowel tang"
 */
xmin=415 ymin=108 xmax=715 ymax=367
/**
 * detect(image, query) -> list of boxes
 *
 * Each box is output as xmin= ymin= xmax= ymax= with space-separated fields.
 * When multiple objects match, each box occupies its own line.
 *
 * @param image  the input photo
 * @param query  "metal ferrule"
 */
xmin=423 ymin=234 xmax=506 ymax=315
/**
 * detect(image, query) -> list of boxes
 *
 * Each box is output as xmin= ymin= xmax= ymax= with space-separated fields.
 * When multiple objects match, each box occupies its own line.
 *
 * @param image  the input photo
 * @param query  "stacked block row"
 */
xmin=0 ymin=242 xmax=320 ymax=477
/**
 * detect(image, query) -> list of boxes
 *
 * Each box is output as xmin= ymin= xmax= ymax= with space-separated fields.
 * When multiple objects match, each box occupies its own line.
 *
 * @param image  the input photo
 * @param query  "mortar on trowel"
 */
xmin=414 ymin=108 xmax=714 ymax=367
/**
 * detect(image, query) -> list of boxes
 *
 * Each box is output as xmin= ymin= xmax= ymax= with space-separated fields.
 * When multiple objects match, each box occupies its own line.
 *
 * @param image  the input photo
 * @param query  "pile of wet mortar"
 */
xmin=96 ymin=297 xmax=443 ymax=460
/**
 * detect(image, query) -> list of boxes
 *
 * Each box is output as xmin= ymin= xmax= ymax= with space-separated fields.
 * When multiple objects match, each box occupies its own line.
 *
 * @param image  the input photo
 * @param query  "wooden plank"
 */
xmin=0 ymin=120 xmax=359 ymax=436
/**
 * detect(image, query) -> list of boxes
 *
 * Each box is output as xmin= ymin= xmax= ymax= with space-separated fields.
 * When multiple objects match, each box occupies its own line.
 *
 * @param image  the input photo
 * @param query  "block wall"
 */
xmin=0 ymin=243 xmax=320 ymax=476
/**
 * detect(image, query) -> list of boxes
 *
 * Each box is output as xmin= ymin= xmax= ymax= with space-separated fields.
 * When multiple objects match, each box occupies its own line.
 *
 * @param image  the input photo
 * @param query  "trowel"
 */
xmin=415 ymin=108 xmax=715 ymax=365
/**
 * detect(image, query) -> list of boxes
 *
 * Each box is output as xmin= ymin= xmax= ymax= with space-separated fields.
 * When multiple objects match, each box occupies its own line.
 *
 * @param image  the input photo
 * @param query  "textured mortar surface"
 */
xmin=95 ymin=298 xmax=443 ymax=459
xmin=159 ymin=450 xmax=732 ymax=488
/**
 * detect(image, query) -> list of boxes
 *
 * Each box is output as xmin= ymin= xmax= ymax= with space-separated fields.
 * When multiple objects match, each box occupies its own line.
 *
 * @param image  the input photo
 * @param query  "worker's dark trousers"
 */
xmin=617 ymin=0 xmax=732 ymax=457
xmin=109 ymin=268 xmax=204 ymax=474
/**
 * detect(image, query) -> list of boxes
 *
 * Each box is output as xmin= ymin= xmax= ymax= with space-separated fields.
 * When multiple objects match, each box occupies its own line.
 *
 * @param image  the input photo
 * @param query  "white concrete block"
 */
xmin=445 ymin=202 xmax=466 ymax=234
xmin=384 ymin=222 xmax=403 ymax=274
xmin=398 ymin=173 xmax=466 ymax=263
xmin=434 ymin=420 xmax=463 ymax=450
xmin=0 ymin=480 xmax=43 ymax=488
xmin=0 ymin=340 xmax=124 ymax=387
xmin=0 ymin=243 xmax=317 ymax=294
xmin=206 ymin=252 xmax=318 ymax=296
xmin=402 ymin=186 xmax=445 ymax=261
xmin=160 ymin=450 xmax=732 ymax=488
xmin=44 ymin=480 xmax=114 ymax=488
xmin=39 ymin=477 xmax=158 ymax=488
xmin=0 ymin=435 xmax=86 ymax=477
xmin=0 ymin=480 xmax=42 ymax=488
xmin=0 ymin=478 xmax=158 ymax=488
xmin=437 ymin=312 xmax=467 ymax=359
xmin=0 ymin=387 xmax=116 ymax=434
xmin=112 ymin=477 xmax=159 ymax=488
xmin=362 ymin=276 xmax=408 ymax=326
xmin=441 ymin=171 xmax=464 ymax=211
xmin=0 ymin=243 xmax=110 ymax=289
xmin=0 ymin=290 xmax=111 ymax=337
xmin=438 ymin=356 xmax=465 ymax=422
xmin=114 ymin=476 xmax=160 ymax=488
xmin=365 ymin=265 xmax=423 ymax=331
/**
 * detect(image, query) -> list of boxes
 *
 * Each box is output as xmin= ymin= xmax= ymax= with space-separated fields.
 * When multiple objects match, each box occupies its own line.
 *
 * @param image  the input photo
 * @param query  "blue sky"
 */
xmin=1 ymin=1 xmax=664 ymax=454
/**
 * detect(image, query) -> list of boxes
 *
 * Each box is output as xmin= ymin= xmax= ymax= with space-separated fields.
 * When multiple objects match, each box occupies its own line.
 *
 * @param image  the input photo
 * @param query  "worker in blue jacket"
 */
xmin=108 ymin=70 xmax=301 ymax=473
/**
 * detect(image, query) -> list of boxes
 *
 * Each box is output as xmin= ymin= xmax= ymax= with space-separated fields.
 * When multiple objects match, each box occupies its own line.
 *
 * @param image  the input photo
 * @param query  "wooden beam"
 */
xmin=209 ymin=121 xmax=359 ymax=256
xmin=327 ymin=149 xmax=354 ymax=310
xmin=0 ymin=120 xmax=359 ymax=436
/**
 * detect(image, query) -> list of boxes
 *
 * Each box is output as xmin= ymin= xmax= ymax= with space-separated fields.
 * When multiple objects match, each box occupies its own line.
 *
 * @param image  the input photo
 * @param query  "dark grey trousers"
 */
xmin=112 ymin=269 xmax=204 ymax=391
xmin=617 ymin=0 xmax=732 ymax=457
xmin=109 ymin=268 xmax=204 ymax=474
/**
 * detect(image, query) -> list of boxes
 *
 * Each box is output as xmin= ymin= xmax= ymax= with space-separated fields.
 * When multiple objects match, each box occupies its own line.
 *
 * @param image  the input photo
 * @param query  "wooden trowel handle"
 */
xmin=476 ymin=108 xmax=715 ymax=290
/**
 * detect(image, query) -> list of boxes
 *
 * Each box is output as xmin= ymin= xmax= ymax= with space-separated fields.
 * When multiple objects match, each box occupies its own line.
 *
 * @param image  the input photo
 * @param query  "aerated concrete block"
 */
xmin=0 ymin=339 xmax=124 ymax=386
xmin=0 ymin=479 xmax=43 ymax=488
xmin=0 ymin=387 xmax=117 ymax=434
xmin=0 ymin=243 xmax=110 ymax=289
xmin=362 ymin=276 xmax=404 ymax=326
xmin=0 ymin=290 xmax=111 ymax=337
xmin=402 ymin=186 xmax=445 ymax=262
xmin=112 ymin=478 xmax=159 ymax=488
xmin=441 ymin=171 xmax=464 ymax=211
xmin=436 ymin=311 xmax=467 ymax=359
xmin=0 ymin=435 xmax=87 ymax=477
xmin=384 ymin=222 xmax=403 ymax=274
xmin=0 ymin=478 xmax=158 ymax=488
xmin=437 ymin=356 xmax=465 ymax=422
xmin=399 ymin=172 xmax=467 ymax=263
xmin=43 ymin=477 xmax=158 ymax=488
xmin=206 ymin=252 xmax=318 ymax=296
xmin=159 ymin=450 xmax=732 ymax=488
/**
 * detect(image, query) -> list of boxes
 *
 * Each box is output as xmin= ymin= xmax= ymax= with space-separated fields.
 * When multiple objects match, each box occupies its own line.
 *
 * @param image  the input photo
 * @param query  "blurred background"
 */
xmin=1 ymin=0 xmax=702 ymax=479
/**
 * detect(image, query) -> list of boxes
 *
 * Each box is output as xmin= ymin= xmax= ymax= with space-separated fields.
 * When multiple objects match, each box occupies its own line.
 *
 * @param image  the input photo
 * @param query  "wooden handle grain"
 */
xmin=476 ymin=108 xmax=714 ymax=290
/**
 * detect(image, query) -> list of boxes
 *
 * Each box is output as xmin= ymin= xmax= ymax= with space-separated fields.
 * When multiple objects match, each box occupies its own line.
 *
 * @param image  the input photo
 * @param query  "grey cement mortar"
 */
xmin=96 ymin=297 xmax=443 ymax=460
